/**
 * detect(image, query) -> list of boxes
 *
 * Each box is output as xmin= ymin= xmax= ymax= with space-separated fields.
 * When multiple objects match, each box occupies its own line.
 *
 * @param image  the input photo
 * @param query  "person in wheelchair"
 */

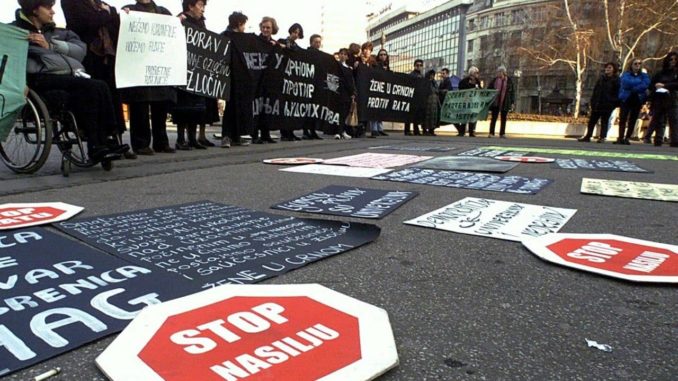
xmin=11 ymin=0 xmax=129 ymax=163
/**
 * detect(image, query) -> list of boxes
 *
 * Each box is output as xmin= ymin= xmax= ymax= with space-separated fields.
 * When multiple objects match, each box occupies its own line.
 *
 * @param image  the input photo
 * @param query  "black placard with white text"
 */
xmin=56 ymin=202 xmax=380 ymax=290
xmin=184 ymin=25 xmax=231 ymax=100
xmin=272 ymin=186 xmax=417 ymax=219
xmin=0 ymin=228 xmax=187 ymax=376
xmin=372 ymin=168 xmax=552 ymax=194
xmin=552 ymin=159 xmax=651 ymax=173
xmin=356 ymin=65 xmax=430 ymax=122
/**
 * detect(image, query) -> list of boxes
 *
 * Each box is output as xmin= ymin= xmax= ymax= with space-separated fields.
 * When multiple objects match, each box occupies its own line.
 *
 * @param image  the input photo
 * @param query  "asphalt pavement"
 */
xmin=1 ymin=131 xmax=677 ymax=381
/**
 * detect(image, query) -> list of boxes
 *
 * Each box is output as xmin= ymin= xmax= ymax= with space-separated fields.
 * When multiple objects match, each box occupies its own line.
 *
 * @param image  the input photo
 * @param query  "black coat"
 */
xmin=61 ymin=0 xmax=120 ymax=49
xmin=458 ymin=76 xmax=481 ymax=90
xmin=589 ymin=74 xmax=620 ymax=112
xmin=118 ymin=1 xmax=176 ymax=104
xmin=650 ymin=69 xmax=678 ymax=109
xmin=172 ymin=12 xmax=208 ymax=124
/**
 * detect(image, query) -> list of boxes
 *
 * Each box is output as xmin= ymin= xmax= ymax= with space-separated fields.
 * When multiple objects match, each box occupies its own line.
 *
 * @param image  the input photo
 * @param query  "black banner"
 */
xmin=372 ymin=168 xmax=552 ymax=195
xmin=552 ymin=159 xmax=651 ymax=173
xmin=356 ymin=65 xmax=430 ymax=122
xmin=184 ymin=25 xmax=231 ymax=100
xmin=255 ymin=48 xmax=345 ymax=131
xmin=272 ymin=185 xmax=417 ymax=219
xmin=56 ymin=202 xmax=380 ymax=290
xmin=413 ymin=156 xmax=519 ymax=173
xmin=0 ymin=228 xmax=188 ymax=376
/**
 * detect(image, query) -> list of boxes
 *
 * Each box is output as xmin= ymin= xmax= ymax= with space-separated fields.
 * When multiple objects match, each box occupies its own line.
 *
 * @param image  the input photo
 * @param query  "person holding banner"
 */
xmin=252 ymin=16 xmax=279 ymax=144
xmin=456 ymin=66 xmax=481 ymax=137
xmin=336 ymin=47 xmax=355 ymax=140
xmin=12 ymin=0 xmax=129 ymax=164
xmin=61 ymin=0 xmax=136 ymax=159
xmin=220 ymin=11 xmax=249 ymax=148
xmin=487 ymin=65 xmax=515 ymax=138
xmin=121 ymin=0 xmax=176 ymax=155
xmin=404 ymin=59 xmax=424 ymax=136
xmin=368 ymin=48 xmax=390 ymax=138
xmin=423 ymin=69 xmax=441 ymax=136
xmin=172 ymin=0 xmax=210 ymax=151
xmin=278 ymin=23 xmax=304 ymax=141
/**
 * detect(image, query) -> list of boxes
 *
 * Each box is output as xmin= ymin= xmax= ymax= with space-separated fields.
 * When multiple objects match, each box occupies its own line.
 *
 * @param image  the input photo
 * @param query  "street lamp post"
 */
xmin=513 ymin=69 xmax=522 ymax=113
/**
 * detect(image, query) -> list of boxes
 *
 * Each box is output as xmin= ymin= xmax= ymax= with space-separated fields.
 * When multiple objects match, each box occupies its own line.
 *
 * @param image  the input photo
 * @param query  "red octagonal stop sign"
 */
xmin=97 ymin=284 xmax=398 ymax=381
xmin=0 ymin=202 xmax=83 ymax=230
xmin=523 ymin=233 xmax=678 ymax=283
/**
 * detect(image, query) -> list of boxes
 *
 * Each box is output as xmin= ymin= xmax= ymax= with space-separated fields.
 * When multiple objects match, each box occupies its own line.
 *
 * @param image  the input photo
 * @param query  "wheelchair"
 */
xmin=0 ymin=88 xmax=114 ymax=176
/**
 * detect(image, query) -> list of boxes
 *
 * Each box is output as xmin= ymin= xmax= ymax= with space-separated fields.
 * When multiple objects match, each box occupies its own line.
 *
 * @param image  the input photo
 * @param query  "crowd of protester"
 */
xmin=7 ymin=0 xmax=678 ymax=171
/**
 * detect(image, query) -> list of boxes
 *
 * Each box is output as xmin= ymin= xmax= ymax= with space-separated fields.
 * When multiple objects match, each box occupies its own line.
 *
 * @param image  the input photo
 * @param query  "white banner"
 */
xmin=405 ymin=197 xmax=577 ymax=242
xmin=581 ymin=178 xmax=678 ymax=202
xmin=280 ymin=164 xmax=392 ymax=178
xmin=115 ymin=11 xmax=187 ymax=88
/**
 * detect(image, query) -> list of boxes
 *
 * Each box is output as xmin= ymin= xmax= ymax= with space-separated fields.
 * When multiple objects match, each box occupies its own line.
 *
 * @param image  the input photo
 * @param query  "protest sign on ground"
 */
xmin=280 ymin=164 xmax=393 ymax=178
xmin=413 ymin=156 xmax=518 ymax=173
xmin=581 ymin=178 xmax=678 ymax=202
xmin=405 ymin=197 xmax=576 ymax=241
xmin=323 ymin=153 xmax=432 ymax=168
xmin=553 ymin=159 xmax=650 ymax=173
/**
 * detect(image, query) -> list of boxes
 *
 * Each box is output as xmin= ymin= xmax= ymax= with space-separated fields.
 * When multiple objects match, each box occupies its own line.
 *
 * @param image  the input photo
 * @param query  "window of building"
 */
xmin=467 ymin=39 xmax=474 ymax=53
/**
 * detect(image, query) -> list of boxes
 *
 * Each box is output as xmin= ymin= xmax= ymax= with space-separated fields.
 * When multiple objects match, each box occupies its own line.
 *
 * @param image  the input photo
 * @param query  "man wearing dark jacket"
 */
xmin=487 ymin=65 xmax=515 ymax=138
xmin=644 ymin=52 xmax=678 ymax=146
xmin=456 ymin=66 xmax=481 ymax=137
xmin=12 ymin=0 xmax=128 ymax=163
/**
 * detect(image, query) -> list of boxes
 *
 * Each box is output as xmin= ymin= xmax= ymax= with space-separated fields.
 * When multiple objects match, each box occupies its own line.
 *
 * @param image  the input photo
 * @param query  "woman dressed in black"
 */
xmin=60 ymin=0 xmax=136 ymax=159
xmin=579 ymin=62 xmax=620 ymax=143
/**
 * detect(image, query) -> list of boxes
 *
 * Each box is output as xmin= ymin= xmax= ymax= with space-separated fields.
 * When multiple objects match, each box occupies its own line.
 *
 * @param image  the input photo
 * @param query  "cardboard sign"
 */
xmin=97 ymin=284 xmax=399 ymax=381
xmin=280 ymin=164 xmax=393 ymax=178
xmin=523 ymin=233 xmax=678 ymax=283
xmin=272 ymin=186 xmax=417 ymax=219
xmin=263 ymin=158 xmax=324 ymax=165
xmin=0 ymin=202 xmax=84 ymax=230
xmin=323 ymin=153 xmax=432 ymax=168
xmin=184 ymin=25 xmax=231 ymax=100
xmin=553 ymin=159 xmax=650 ymax=173
xmin=404 ymin=197 xmax=576 ymax=241
xmin=372 ymin=168 xmax=552 ymax=195
xmin=485 ymin=146 xmax=678 ymax=161
xmin=440 ymin=89 xmax=497 ymax=124
xmin=581 ymin=178 xmax=678 ymax=202
xmin=495 ymin=156 xmax=555 ymax=163
xmin=115 ymin=11 xmax=187 ymax=88
xmin=0 ymin=228 xmax=187 ymax=376
xmin=0 ymin=24 xmax=28 ymax=141
xmin=457 ymin=148 xmax=529 ymax=158
xmin=56 ymin=202 xmax=380 ymax=289
xmin=369 ymin=144 xmax=455 ymax=152
xmin=413 ymin=156 xmax=519 ymax=173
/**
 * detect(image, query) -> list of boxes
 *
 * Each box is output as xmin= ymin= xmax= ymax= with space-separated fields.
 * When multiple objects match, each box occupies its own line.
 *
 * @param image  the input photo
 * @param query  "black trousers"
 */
xmin=584 ymin=109 xmax=614 ymax=139
xmin=618 ymin=97 xmax=642 ymax=140
xmin=83 ymin=54 xmax=126 ymax=136
xmin=404 ymin=122 xmax=421 ymax=134
xmin=489 ymin=108 xmax=508 ymax=136
xmin=128 ymin=102 xmax=170 ymax=151
xmin=28 ymin=74 xmax=116 ymax=151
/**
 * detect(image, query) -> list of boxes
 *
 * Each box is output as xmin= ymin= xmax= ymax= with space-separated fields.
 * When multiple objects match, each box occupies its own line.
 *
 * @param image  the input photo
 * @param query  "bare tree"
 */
xmin=603 ymin=0 xmax=678 ymax=68
xmin=519 ymin=0 xmax=598 ymax=117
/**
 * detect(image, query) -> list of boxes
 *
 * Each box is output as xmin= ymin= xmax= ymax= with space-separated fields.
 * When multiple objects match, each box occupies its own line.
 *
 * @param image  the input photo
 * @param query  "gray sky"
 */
xmin=0 ymin=0 xmax=330 ymax=48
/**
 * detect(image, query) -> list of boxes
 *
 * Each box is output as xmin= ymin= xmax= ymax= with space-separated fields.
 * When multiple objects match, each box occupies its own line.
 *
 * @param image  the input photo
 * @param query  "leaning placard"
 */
xmin=56 ymin=202 xmax=380 ymax=289
xmin=97 ymin=284 xmax=398 ymax=381
xmin=115 ymin=11 xmax=187 ymax=88
xmin=523 ymin=233 xmax=678 ymax=283
xmin=0 ymin=202 xmax=83 ymax=230
xmin=581 ymin=178 xmax=678 ymax=202
xmin=405 ymin=197 xmax=576 ymax=242
xmin=0 ymin=228 xmax=188 ymax=376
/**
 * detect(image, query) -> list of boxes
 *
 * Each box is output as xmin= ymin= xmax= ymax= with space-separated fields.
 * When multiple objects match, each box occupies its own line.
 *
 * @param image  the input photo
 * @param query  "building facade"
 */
xmin=366 ymin=0 xmax=474 ymax=76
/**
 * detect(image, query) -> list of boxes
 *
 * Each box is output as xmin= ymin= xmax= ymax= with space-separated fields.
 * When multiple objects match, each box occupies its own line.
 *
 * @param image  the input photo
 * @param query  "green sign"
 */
xmin=486 ymin=146 xmax=678 ymax=161
xmin=581 ymin=178 xmax=678 ymax=202
xmin=440 ymin=89 xmax=497 ymax=124
xmin=0 ymin=24 xmax=28 ymax=141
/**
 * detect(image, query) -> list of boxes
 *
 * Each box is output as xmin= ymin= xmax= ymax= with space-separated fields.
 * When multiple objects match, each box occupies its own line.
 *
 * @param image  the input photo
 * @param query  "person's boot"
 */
xmin=188 ymin=125 xmax=206 ymax=149
xmin=198 ymin=125 xmax=215 ymax=146
xmin=175 ymin=125 xmax=192 ymax=150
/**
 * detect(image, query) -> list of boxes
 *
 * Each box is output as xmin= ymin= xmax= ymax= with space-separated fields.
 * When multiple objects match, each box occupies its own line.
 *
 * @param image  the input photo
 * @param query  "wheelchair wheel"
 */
xmin=53 ymin=110 xmax=95 ymax=169
xmin=0 ymin=89 xmax=52 ymax=173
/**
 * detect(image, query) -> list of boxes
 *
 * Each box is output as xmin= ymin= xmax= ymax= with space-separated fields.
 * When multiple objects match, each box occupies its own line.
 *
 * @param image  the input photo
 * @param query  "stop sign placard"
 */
xmin=494 ymin=156 xmax=555 ymax=163
xmin=0 ymin=202 xmax=83 ymax=230
xmin=523 ymin=233 xmax=678 ymax=283
xmin=97 ymin=284 xmax=398 ymax=381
